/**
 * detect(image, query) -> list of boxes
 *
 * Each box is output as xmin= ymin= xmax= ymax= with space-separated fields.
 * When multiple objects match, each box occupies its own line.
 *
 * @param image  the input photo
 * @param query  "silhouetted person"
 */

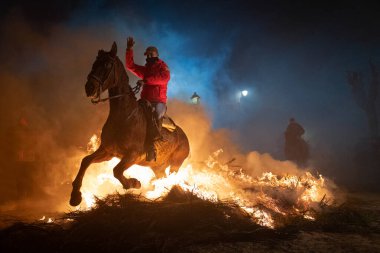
xmin=191 ymin=92 xmax=200 ymax=104
xmin=284 ymin=118 xmax=309 ymax=166
xmin=285 ymin=118 xmax=304 ymax=140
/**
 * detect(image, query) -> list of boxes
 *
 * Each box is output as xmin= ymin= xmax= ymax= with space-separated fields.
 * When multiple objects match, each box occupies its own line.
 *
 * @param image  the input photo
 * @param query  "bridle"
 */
xmin=88 ymin=55 xmax=126 ymax=104
xmin=88 ymin=55 xmax=142 ymax=104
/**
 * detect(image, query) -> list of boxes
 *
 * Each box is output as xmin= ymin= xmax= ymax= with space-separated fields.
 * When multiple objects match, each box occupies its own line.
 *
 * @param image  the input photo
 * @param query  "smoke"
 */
xmin=167 ymin=100 xmax=319 ymax=179
xmin=0 ymin=5 xmax=235 ymax=215
xmin=0 ymin=1 xmax=378 ymax=218
xmin=0 ymin=12 xmax=111 ymax=214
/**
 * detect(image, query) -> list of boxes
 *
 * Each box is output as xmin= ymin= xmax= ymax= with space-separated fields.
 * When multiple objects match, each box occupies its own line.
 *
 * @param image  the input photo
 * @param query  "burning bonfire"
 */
xmin=77 ymin=134 xmax=337 ymax=229
xmin=3 ymin=134 xmax=364 ymax=253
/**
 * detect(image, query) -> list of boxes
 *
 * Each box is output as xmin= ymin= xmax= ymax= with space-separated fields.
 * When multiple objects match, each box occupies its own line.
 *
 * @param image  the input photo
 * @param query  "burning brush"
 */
xmin=75 ymin=135 xmax=339 ymax=229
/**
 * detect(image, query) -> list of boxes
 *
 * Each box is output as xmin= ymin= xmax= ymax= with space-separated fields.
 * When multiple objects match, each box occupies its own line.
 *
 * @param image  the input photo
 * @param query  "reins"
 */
xmin=89 ymin=57 xmax=142 ymax=104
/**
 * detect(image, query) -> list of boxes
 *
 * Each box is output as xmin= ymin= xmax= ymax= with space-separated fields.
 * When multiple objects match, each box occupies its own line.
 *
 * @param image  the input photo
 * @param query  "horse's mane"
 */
xmin=115 ymin=55 xmax=136 ymax=101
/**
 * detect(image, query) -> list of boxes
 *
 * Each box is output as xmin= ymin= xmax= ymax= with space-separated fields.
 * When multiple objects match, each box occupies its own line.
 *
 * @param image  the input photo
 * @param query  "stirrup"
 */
xmin=158 ymin=134 xmax=168 ymax=142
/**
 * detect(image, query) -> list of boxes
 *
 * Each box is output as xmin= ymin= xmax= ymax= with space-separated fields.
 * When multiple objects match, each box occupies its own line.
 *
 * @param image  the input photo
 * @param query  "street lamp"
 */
xmin=237 ymin=89 xmax=249 ymax=111
xmin=190 ymin=92 xmax=201 ymax=105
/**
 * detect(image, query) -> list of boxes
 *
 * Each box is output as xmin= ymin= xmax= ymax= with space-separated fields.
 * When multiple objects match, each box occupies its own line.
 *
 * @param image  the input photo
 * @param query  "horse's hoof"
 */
xmin=124 ymin=178 xmax=141 ymax=190
xmin=70 ymin=191 xmax=82 ymax=206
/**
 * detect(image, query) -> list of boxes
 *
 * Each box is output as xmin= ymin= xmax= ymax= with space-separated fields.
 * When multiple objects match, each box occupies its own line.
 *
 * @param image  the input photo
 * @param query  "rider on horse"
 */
xmin=125 ymin=37 xmax=170 ymax=161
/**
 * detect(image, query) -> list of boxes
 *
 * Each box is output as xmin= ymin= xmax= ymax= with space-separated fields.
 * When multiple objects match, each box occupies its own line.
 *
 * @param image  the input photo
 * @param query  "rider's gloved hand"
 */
xmin=137 ymin=80 xmax=145 ymax=87
xmin=127 ymin=37 xmax=135 ymax=50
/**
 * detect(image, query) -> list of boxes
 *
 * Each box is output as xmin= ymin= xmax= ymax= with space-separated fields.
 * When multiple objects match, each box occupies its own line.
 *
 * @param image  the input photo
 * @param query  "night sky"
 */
xmin=1 ymin=0 xmax=380 ymax=188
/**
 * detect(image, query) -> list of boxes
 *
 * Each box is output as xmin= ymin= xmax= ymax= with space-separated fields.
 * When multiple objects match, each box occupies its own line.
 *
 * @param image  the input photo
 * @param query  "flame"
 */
xmin=38 ymin=216 xmax=54 ymax=223
xmin=87 ymin=134 xmax=100 ymax=153
xmin=74 ymin=135 xmax=335 ymax=228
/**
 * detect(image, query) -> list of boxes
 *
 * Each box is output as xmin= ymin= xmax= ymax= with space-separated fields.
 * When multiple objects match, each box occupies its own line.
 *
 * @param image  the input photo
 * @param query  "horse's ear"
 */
xmin=110 ymin=42 xmax=117 ymax=57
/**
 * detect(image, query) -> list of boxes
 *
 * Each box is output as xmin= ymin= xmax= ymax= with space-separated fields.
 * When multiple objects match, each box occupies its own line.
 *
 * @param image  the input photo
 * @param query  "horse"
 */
xmin=284 ymin=137 xmax=309 ymax=167
xmin=70 ymin=42 xmax=190 ymax=206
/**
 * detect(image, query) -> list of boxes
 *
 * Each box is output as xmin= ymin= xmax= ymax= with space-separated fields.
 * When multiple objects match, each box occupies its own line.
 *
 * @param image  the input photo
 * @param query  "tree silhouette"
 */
xmin=347 ymin=61 xmax=379 ymax=139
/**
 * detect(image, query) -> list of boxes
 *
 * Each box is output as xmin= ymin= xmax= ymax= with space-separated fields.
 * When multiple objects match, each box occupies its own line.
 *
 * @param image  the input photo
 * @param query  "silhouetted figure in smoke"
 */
xmin=347 ymin=61 xmax=379 ymax=141
xmin=284 ymin=118 xmax=309 ymax=166
xmin=191 ymin=92 xmax=201 ymax=105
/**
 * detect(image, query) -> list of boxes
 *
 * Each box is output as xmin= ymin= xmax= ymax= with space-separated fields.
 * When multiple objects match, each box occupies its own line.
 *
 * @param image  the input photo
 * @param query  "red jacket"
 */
xmin=125 ymin=49 xmax=170 ymax=103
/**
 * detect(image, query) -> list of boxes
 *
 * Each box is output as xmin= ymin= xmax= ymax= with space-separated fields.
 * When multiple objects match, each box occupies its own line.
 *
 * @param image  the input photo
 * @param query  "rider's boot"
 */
xmin=146 ymin=145 xmax=157 ymax=162
xmin=146 ymin=116 xmax=162 ymax=162
xmin=152 ymin=117 xmax=163 ymax=141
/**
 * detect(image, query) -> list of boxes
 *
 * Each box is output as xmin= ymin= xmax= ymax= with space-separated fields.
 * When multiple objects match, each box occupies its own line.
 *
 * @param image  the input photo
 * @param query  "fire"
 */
xmin=38 ymin=216 xmax=54 ymax=223
xmin=75 ymin=135 xmax=336 ymax=228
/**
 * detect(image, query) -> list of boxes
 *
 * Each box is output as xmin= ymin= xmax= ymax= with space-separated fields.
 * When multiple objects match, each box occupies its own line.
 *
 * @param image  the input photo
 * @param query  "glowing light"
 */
xmin=87 ymin=134 xmax=100 ymax=152
xmin=241 ymin=90 xmax=248 ymax=96
xmin=304 ymin=214 xmax=315 ymax=220
xmin=38 ymin=216 xmax=54 ymax=223
xmin=190 ymin=92 xmax=201 ymax=105
xmin=124 ymin=165 xmax=156 ymax=188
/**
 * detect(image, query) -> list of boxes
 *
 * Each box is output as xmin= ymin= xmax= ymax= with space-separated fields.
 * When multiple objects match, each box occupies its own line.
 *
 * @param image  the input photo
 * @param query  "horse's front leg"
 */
xmin=70 ymin=147 xmax=111 ymax=206
xmin=113 ymin=154 xmax=142 ymax=190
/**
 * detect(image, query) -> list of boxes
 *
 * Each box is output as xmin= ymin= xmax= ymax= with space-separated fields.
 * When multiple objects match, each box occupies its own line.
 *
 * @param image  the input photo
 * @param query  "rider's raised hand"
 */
xmin=127 ymin=37 xmax=135 ymax=50
xmin=137 ymin=80 xmax=145 ymax=87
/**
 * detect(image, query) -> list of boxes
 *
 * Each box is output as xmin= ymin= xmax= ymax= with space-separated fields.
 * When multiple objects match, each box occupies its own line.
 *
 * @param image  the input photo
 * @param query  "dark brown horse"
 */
xmin=70 ymin=42 xmax=190 ymax=206
xmin=284 ymin=138 xmax=309 ymax=167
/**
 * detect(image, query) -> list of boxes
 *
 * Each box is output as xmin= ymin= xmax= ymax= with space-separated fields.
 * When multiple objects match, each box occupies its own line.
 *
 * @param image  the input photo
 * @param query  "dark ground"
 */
xmin=0 ymin=189 xmax=379 ymax=253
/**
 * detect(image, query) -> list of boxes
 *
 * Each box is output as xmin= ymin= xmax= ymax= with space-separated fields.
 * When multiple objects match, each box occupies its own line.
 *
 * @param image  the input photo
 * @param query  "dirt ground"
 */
xmin=183 ymin=231 xmax=380 ymax=253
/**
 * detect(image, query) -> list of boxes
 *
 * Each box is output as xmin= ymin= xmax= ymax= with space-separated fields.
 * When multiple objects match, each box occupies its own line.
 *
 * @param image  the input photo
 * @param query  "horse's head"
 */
xmin=85 ymin=42 xmax=119 ymax=100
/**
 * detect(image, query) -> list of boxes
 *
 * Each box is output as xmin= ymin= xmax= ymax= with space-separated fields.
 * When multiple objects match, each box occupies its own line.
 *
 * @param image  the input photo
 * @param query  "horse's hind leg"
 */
xmin=70 ymin=147 xmax=111 ymax=206
xmin=113 ymin=155 xmax=142 ymax=190
xmin=168 ymin=144 xmax=190 ymax=174
xmin=168 ymin=129 xmax=190 ymax=173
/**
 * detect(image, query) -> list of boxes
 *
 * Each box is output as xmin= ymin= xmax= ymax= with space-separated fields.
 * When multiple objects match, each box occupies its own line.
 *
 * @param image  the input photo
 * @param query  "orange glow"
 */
xmin=73 ymin=134 xmax=335 ymax=228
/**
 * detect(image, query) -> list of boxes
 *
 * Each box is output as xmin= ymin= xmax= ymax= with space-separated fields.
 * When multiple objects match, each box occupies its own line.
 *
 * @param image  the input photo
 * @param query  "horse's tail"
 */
xmin=168 ymin=126 xmax=190 ymax=172
xmin=175 ymin=126 xmax=190 ymax=154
